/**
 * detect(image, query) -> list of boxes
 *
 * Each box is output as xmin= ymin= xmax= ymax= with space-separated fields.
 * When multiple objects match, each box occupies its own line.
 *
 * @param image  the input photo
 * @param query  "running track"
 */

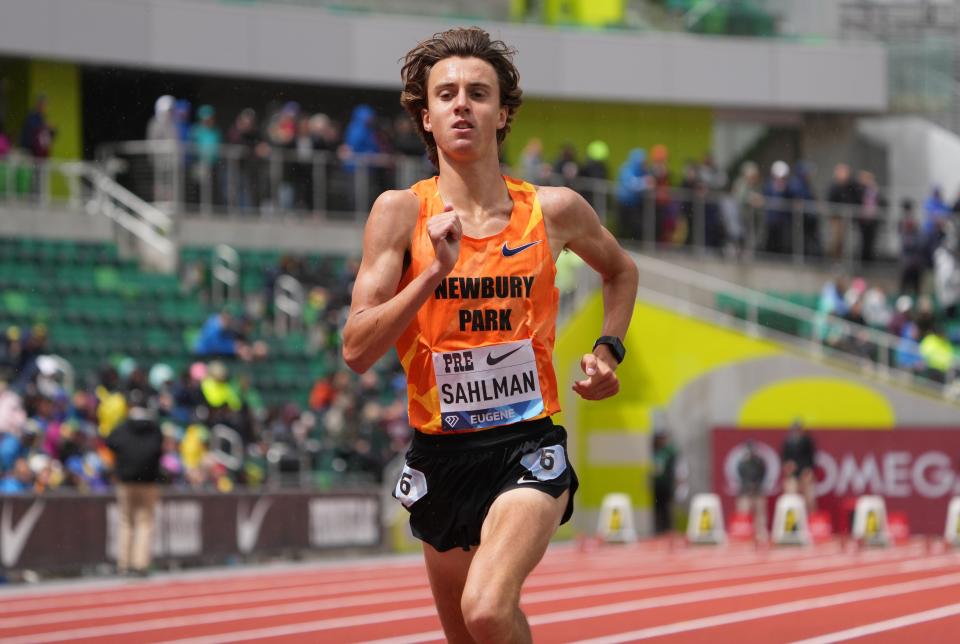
xmin=3 ymin=539 xmax=960 ymax=643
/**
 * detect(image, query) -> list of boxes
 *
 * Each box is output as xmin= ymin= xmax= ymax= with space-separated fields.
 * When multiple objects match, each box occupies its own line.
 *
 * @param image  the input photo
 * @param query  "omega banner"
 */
xmin=0 ymin=490 xmax=381 ymax=571
xmin=712 ymin=428 xmax=960 ymax=535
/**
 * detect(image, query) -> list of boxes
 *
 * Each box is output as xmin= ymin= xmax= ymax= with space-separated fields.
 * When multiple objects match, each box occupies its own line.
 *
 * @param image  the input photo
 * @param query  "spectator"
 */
xmin=763 ymin=160 xmax=794 ymax=255
xmin=552 ymin=142 xmax=579 ymax=187
xmin=895 ymin=315 xmax=925 ymax=373
xmin=19 ymin=95 xmax=56 ymax=159
xmin=862 ymin=286 xmax=893 ymax=330
xmin=194 ymin=310 xmax=266 ymax=362
xmin=518 ymin=138 xmax=549 ymax=184
xmin=579 ymin=139 xmax=610 ymax=209
xmin=0 ymin=457 xmax=33 ymax=493
xmin=189 ymin=104 xmax=222 ymax=207
xmin=730 ymin=161 xmax=764 ymax=253
xmin=342 ymin=104 xmax=383 ymax=208
xmin=106 ymin=390 xmax=164 ymax=577
xmin=856 ymin=170 xmax=884 ymax=263
xmin=789 ymin=161 xmax=821 ymax=257
xmin=736 ymin=440 xmax=768 ymax=541
xmin=649 ymin=144 xmax=675 ymax=242
xmin=899 ymin=198 xmax=925 ymax=296
xmin=698 ymin=152 xmax=727 ymax=191
xmin=616 ymin=148 xmax=649 ymax=241
xmin=173 ymin=99 xmax=192 ymax=144
xmin=923 ymin=185 xmax=951 ymax=240
xmin=933 ymin=221 xmax=960 ymax=320
xmin=146 ymin=95 xmax=178 ymax=202
xmin=226 ymin=108 xmax=268 ymax=211
xmin=146 ymin=95 xmax=177 ymax=143
xmin=291 ymin=114 xmax=316 ymax=210
xmin=652 ymin=428 xmax=678 ymax=534
xmin=918 ymin=320 xmax=958 ymax=383
xmin=826 ymin=163 xmax=861 ymax=260
xmin=781 ymin=419 xmax=816 ymax=513
xmin=194 ymin=310 xmax=239 ymax=358
xmin=0 ymin=117 xmax=11 ymax=158
xmin=392 ymin=114 xmax=425 ymax=158
xmin=343 ymin=104 xmax=381 ymax=158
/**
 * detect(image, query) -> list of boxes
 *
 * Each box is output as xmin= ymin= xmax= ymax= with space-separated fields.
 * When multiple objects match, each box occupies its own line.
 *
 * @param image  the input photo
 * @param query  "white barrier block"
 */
xmin=597 ymin=493 xmax=637 ymax=543
xmin=771 ymin=493 xmax=810 ymax=546
xmin=686 ymin=493 xmax=725 ymax=544
xmin=852 ymin=495 xmax=889 ymax=546
xmin=945 ymin=497 xmax=960 ymax=547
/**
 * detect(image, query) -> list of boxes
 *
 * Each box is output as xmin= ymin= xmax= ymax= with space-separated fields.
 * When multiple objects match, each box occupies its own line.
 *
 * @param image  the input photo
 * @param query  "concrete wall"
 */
xmin=0 ymin=0 xmax=886 ymax=111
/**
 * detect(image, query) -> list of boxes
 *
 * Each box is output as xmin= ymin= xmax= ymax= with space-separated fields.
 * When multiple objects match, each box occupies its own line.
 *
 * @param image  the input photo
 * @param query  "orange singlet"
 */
xmin=395 ymin=175 xmax=561 ymax=435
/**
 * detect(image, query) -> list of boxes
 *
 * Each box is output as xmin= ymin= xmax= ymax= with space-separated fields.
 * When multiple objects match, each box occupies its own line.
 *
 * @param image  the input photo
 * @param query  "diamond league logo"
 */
xmin=444 ymin=415 xmax=459 ymax=428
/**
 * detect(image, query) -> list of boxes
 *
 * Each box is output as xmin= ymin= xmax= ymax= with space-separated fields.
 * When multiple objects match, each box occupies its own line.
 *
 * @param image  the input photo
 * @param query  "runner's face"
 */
xmin=423 ymin=56 xmax=508 ymax=163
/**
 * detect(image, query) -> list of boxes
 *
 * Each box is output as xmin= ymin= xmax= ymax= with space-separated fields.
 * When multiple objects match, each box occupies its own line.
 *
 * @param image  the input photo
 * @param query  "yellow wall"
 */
xmin=29 ymin=59 xmax=82 ymax=160
xmin=508 ymin=99 xmax=713 ymax=179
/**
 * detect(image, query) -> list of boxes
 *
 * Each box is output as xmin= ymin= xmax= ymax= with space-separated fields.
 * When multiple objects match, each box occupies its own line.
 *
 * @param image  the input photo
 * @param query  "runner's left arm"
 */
xmin=540 ymin=187 xmax=639 ymax=400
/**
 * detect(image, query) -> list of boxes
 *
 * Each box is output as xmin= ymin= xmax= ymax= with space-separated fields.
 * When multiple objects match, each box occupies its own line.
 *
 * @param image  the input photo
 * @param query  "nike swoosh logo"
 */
xmin=2 ymin=500 xmax=45 ymax=567
xmin=487 ymin=346 xmax=523 ymax=366
xmin=502 ymin=240 xmax=542 ymax=256
xmin=237 ymin=498 xmax=273 ymax=554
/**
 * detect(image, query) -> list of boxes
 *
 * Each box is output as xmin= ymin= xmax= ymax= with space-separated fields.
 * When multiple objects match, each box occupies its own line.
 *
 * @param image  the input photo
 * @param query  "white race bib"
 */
xmin=432 ymin=339 xmax=544 ymax=431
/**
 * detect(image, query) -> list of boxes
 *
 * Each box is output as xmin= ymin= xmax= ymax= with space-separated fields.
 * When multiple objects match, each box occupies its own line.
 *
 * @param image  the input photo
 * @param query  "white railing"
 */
xmin=92 ymin=139 xmax=924 ymax=271
xmin=630 ymin=252 xmax=960 ymax=401
xmin=0 ymin=155 xmax=175 ymax=267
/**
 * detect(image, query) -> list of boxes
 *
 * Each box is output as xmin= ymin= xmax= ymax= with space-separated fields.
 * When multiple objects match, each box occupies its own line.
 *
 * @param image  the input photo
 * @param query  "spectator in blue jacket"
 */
xmin=616 ymin=148 xmax=649 ymax=241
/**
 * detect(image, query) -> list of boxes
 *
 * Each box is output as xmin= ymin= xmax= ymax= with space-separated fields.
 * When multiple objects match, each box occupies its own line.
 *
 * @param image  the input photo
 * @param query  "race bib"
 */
xmin=432 ymin=339 xmax=544 ymax=431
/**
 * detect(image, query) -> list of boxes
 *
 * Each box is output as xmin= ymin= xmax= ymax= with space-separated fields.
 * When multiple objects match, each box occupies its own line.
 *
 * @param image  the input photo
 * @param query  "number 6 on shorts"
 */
xmin=519 ymin=445 xmax=567 ymax=482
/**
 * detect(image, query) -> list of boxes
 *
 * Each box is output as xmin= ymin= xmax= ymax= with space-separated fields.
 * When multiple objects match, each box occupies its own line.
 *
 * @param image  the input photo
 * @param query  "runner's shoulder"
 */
xmin=534 ymin=185 xmax=590 ymax=220
xmin=365 ymin=189 xmax=420 ymax=237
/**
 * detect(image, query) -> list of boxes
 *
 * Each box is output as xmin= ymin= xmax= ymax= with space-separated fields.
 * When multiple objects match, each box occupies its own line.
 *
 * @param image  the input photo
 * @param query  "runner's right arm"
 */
xmin=342 ymin=191 xmax=461 ymax=373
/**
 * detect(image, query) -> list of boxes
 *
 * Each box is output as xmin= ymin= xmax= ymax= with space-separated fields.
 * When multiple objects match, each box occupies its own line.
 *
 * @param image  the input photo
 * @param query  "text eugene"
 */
xmin=434 ymin=275 xmax=535 ymax=332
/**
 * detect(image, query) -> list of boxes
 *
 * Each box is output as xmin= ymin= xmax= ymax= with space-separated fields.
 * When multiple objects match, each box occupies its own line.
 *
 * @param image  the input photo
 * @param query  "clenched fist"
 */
xmin=428 ymin=205 xmax=462 ymax=275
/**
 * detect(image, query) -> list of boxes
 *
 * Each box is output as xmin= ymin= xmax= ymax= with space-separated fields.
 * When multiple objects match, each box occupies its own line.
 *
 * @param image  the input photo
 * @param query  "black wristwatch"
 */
xmin=593 ymin=336 xmax=626 ymax=364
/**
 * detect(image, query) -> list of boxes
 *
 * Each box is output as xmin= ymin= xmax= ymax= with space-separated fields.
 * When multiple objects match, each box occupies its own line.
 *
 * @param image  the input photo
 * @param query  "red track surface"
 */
xmin=3 ymin=538 xmax=960 ymax=643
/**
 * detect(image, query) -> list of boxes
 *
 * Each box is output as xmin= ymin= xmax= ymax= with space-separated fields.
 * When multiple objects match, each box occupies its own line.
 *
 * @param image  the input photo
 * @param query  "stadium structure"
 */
xmin=2 ymin=3 xmax=960 ymax=639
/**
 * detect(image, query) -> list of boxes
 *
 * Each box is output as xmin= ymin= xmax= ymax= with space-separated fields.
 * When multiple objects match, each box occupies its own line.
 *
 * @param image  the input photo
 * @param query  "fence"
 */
xmin=89 ymin=140 xmax=921 ymax=271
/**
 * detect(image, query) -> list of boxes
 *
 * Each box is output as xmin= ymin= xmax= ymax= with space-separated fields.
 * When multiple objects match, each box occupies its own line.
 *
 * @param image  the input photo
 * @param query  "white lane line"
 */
xmin=790 ymin=602 xmax=960 ymax=644
xmin=0 ymin=565 xmax=424 ymax=611
xmin=573 ymin=572 xmax=960 ymax=643
xmin=356 ymin=555 xmax=960 ymax=644
xmin=0 ymin=538 xmax=855 ymax=617
xmin=0 ymin=543 xmax=889 ymax=629
xmin=0 ymin=571 xmax=430 ymax=618
xmin=150 ymin=555 xmax=960 ymax=644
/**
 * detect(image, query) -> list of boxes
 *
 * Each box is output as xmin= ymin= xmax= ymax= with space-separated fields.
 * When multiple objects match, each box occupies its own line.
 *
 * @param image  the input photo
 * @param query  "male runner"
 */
xmin=343 ymin=27 xmax=638 ymax=643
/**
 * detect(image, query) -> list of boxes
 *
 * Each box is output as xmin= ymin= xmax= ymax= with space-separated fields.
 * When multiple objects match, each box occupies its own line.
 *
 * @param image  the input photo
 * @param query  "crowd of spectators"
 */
xmin=132 ymin=94 xmax=960 ymax=273
xmin=143 ymin=96 xmax=429 ymax=213
xmin=815 ymin=247 xmax=960 ymax=386
xmin=0 ymin=252 xmax=411 ymax=495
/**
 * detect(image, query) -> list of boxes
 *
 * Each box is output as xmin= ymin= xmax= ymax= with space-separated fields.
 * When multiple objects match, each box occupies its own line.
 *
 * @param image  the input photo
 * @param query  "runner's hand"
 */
xmin=428 ymin=205 xmax=462 ymax=275
xmin=572 ymin=352 xmax=620 ymax=400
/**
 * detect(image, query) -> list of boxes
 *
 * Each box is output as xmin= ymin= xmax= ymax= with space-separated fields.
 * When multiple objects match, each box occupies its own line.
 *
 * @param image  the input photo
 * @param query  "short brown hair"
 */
xmin=400 ymin=27 xmax=522 ymax=166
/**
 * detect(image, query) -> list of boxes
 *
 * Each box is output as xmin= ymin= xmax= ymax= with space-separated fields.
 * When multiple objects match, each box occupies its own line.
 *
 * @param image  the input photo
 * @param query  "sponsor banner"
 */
xmin=0 ymin=490 xmax=381 ymax=571
xmin=713 ymin=427 xmax=960 ymax=535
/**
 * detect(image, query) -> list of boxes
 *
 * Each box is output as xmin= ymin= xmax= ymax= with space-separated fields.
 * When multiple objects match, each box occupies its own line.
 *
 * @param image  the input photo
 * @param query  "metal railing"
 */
xmin=631 ymin=252 xmax=960 ymax=401
xmin=96 ymin=140 xmax=435 ymax=221
xmin=0 ymin=154 xmax=175 ymax=266
xmin=92 ymin=140 xmax=922 ymax=271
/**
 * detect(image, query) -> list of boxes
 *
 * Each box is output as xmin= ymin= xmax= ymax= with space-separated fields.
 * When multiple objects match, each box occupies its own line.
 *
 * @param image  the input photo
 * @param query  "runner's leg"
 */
xmin=460 ymin=487 xmax=569 ymax=643
xmin=423 ymin=544 xmax=476 ymax=643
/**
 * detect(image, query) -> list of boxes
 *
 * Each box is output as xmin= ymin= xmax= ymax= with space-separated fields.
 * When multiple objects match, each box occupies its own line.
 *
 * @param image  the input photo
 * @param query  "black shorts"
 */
xmin=393 ymin=417 xmax=578 ymax=552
